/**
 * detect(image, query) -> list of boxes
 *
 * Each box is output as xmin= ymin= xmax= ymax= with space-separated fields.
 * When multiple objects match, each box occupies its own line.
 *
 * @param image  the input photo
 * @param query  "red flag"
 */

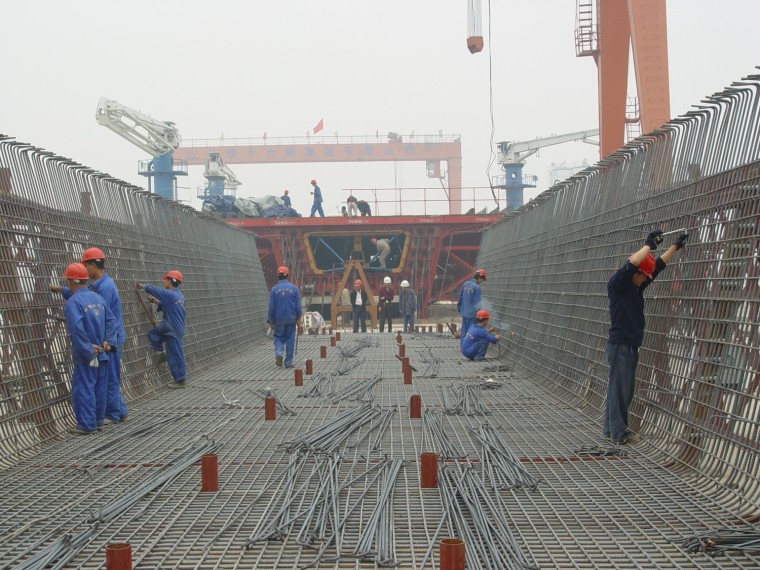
xmin=313 ymin=119 xmax=324 ymax=134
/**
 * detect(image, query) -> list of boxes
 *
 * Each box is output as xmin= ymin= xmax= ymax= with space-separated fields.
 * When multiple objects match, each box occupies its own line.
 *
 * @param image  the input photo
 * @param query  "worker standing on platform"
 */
xmin=347 ymin=194 xmax=359 ymax=216
xmin=399 ymin=280 xmax=417 ymax=333
xmin=457 ymin=269 xmax=486 ymax=348
xmin=371 ymin=237 xmax=391 ymax=270
xmin=461 ymin=309 xmax=500 ymax=361
xmin=137 ymin=270 xmax=187 ymax=388
xmin=377 ymin=276 xmax=395 ymax=332
xmin=604 ymin=229 xmax=688 ymax=445
xmin=350 ymin=279 xmax=368 ymax=333
xmin=281 ymin=189 xmax=291 ymax=208
xmin=309 ymin=179 xmax=325 ymax=217
xmin=267 ymin=266 xmax=303 ymax=368
xmin=357 ymin=200 xmax=372 ymax=216
xmin=50 ymin=247 xmax=128 ymax=424
xmin=60 ymin=263 xmax=116 ymax=434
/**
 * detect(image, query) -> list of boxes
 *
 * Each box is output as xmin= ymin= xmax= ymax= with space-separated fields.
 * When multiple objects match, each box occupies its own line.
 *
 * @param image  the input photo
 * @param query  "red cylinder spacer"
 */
xmin=105 ymin=543 xmax=132 ymax=570
xmin=320 ymin=345 xmax=327 ymax=358
xmin=399 ymin=343 xmax=406 ymax=358
xmin=403 ymin=366 xmax=412 ymax=385
xmin=396 ymin=331 xmax=402 ymax=344
xmin=295 ymin=368 xmax=303 ymax=386
xmin=410 ymin=394 xmax=421 ymax=418
xmin=335 ymin=331 xmax=341 ymax=341
xmin=330 ymin=336 xmax=336 ymax=347
xmin=420 ymin=452 xmax=438 ymax=488
xmin=305 ymin=359 xmax=313 ymax=375
xmin=437 ymin=323 xmax=444 ymax=333
xmin=201 ymin=453 xmax=219 ymax=492
xmin=265 ymin=397 xmax=276 ymax=420
xmin=401 ymin=356 xmax=409 ymax=370
xmin=329 ymin=327 xmax=333 ymax=335
xmin=439 ymin=538 xmax=465 ymax=570
xmin=451 ymin=323 xmax=457 ymax=332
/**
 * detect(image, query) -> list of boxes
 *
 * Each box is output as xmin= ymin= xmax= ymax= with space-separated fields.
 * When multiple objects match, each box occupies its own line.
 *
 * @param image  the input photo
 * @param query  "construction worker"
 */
xmin=309 ymin=179 xmax=325 ymax=217
xmin=60 ymin=263 xmax=116 ymax=434
xmin=604 ymin=229 xmax=688 ymax=445
xmin=377 ymin=276 xmax=395 ymax=332
xmin=137 ymin=270 xmax=187 ymax=388
xmin=347 ymin=194 xmax=359 ymax=216
xmin=398 ymin=280 xmax=417 ymax=333
xmin=350 ymin=279 xmax=368 ymax=332
xmin=461 ymin=309 xmax=500 ymax=361
xmin=280 ymin=189 xmax=291 ymax=208
xmin=50 ymin=247 xmax=128 ymax=423
xmin=357 ymin=200 xmax=372 ymax=216
xmin=267 ymin=266 xmax=303 ymax=368
xmin=371 ymin=237 xmax=391 ymax=270
xmin=457 ymin=268 xmax=487 ymax=348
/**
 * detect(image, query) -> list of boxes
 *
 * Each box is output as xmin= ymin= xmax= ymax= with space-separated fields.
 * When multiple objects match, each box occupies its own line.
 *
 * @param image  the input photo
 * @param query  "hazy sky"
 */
xmin=2 ymin=1 xmax=758 ymax=216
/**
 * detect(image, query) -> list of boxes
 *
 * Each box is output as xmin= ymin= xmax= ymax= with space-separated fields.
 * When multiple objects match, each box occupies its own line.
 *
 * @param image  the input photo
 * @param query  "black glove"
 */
xmin=674 ymin=233 xmax=689 ymax=250
xmin=645 ymin=230 xmax=664 ymax=250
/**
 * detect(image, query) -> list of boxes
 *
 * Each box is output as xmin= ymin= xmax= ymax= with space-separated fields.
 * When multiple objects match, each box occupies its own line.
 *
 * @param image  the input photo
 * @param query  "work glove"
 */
xmin=674 ymin=233 xmax=689 ymax=250
xmin=645 ymin=230 xmax=664 ymax=250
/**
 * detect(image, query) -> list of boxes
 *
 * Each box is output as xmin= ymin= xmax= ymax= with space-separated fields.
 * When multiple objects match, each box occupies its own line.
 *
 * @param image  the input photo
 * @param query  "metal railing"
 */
xmin=0 ymin=136 xmax=267 ymax=466
xmin=477 ymin=70 xmax=760 ymax=516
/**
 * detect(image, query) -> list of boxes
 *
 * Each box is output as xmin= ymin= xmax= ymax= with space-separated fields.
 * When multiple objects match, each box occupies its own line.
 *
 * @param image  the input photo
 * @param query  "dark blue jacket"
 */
xmin=461 ymin=324 xmax=497 ymax=358
xmin=312 ymin=185 xmax=322 ymax=204
xmin=607 ymin=258 xmax=665 ymax=346
xmin=457 ymin=279 xmax=481 ymax=318
xmin=64 ymin=288 xmax=116 ymax=365
xmin=145 ymin=285 xmax=186 ymax=337
xmin=268 ymin=280 xmax=302 ymax=325
xmin=281 ymin=194 xmax=291 ymax=207
xmin=90 ymin=274 xmax=125 ymax=347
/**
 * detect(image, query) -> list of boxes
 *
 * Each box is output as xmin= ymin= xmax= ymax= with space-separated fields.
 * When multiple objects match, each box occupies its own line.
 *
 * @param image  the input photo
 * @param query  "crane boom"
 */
xmin=95 ymin=97 xmax=180 ymax=158
xmin=497 ymin=129 xmax=599 ymax=165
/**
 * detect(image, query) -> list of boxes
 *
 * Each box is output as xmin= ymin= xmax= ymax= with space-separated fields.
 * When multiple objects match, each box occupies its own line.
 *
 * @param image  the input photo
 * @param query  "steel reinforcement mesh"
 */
xmin=0 ymin=135 xmax=267 ymax=466
xmin=478 ymin=71 xmax=760 ymax=521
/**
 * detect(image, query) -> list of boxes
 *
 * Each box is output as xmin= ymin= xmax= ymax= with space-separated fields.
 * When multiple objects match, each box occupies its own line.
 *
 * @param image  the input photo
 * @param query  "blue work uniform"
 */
xmin=64 ymin=288 xmax=116 ymax=432
xmin=457 ymin=279 xmax=481 ymax=347
xmin=604 ymin=258 xmax=666 ymax=442
xmin=310 ymin=185 xmax=325 ymax=217
xmin=399 ymin=288 xmax=417 ymax=333
xmin=145 ymin=285 xmax=187 ymax=383
xmin=268 ymin=280 xmax=303 ymax=367
xmin=281 ymin=193 xmax=292 ymax=207
xmin=461 ymin=324 xmax=498 ymax=361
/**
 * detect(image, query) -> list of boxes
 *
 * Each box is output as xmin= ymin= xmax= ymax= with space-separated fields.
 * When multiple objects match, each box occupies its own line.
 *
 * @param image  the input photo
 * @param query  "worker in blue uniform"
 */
xmin=457 ymin=268 xmax=487 ymax=348
xmin=137 ymin=270 xmax=187 ymax=388
xmin=604 ymin=229 xmax=688 ymax=445
xmin=309 ymin=179 xmax=325 ymax=217
xmin=461 ymin=309 xmax=500 ymax=361
xmin=51 ymin=246 xmax=128 ymax=424
xmin=60 ymin=263 xmax=116 ymax=434
xmin=267 ymin=265 xmax=303 ymax=367
xmin=281 ymin=189 xmax=291 ymax=208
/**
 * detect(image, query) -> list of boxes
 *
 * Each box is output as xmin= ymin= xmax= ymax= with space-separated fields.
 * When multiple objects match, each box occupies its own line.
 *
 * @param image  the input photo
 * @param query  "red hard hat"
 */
xmin=370 ymin=237 xmax=377 ymax=244
xmin=164 ymin=270 xmax=183 ymax=283
xmin=354 ymin=279 xmax=362 ymax=287
xmin=474 ymin=268 xmax=487 ymax=281
xmin=476 ymin=309 xmax=490 ymax=320
xmin=637 ymin=254 xmax=656 ymax=279
xmin=277 ymin=266 xmax=290 ymax=276
xmin=64 ymin=262 xmax=88 ymax=280
xmin=310 ymin=179 xmax=317 ymax=184
xmin=82 ymin=247 xmax=105 ymax=262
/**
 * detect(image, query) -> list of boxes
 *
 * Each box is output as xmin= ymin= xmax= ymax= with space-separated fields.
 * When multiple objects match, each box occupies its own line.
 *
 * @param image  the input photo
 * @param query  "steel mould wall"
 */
xmin=0 ymin=136 xmax=267 ymax=467
xmin=477 ymin=72 xmax=760 ymax=517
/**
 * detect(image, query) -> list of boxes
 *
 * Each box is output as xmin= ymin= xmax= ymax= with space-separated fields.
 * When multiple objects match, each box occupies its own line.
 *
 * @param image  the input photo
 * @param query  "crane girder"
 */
xmin=497 ymin=129 xmax=599 ymax=165
xmin=204 ymin=152 xmax=241 ymax=187
xmin=95 ymin=97 xmax=180 ymax=157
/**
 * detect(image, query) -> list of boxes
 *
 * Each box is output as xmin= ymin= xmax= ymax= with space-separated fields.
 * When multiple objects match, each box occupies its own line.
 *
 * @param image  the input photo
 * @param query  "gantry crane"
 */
xmin=95 ymin=98 xmax=187 ymax=200
xmin=198 ymin=152 xmax=242 ymax=199
xmin=494 ymin=129 xmax=599 ymax=210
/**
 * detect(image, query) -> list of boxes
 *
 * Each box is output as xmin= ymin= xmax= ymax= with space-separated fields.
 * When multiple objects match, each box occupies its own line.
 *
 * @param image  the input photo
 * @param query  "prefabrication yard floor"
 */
xmin=0 ymin=332 xmax=757 ymax=569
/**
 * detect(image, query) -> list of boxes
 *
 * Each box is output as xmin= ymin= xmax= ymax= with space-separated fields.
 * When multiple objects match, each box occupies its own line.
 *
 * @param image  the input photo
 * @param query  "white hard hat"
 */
xmin=400 ymin=280 xmax=409 ymax=288
xmin=383 ymin=276 xmax=391 ymax=284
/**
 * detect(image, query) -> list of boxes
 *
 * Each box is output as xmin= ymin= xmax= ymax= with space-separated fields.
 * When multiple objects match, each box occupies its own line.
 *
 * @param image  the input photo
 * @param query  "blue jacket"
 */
xmin=457 ymin=279 xmax=481 ymax=318
xmin=268 ymin=280 xmax=302 ymax=325
xmin=145 ymin=284 xmax=186 ymax=337
xmin=312 ymin=185 xmax=322 ymax=204
xmin=461 ymin=324 xmax=498 ymax=357
xmin=64 ymin=288 xmax=116 ymax=365
xmin=89 ymin=274 xmax=125 ymax=347
xmin=399 ymin=288 xmax=416 ymax=315
xmin=281 ymin=194 xmax=291 ymax=207
xmin=607 ymin=258 xmax=665 ymax=346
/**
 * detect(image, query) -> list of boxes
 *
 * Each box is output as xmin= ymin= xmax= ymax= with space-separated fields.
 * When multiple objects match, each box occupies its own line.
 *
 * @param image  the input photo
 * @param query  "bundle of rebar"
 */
xmin=278 ymin=405 xmax=380 ymax=454
xmin=679 ymin=526 xmax=760 ymax=556
xmin=417 ymin=348 xmax=442 ymax=378
xmin=423 ymin=409 xmax=465 ymax=459
xmin=335 ymin=356 xmax=365 ymax=376
xmin=298 ymin=372 xmax=334 ymax=398
xmin=347 ymin=406 xmax=397 ymax=451
xmin=326 ymin=374 xmax=383 ymax=404
xmin=470 ymin=423 xmax=540 ymax=491
xmin=441 ymin=384 xmax=488 ymax=416
xmin=338 ymin=338 xmax=377 ymax=358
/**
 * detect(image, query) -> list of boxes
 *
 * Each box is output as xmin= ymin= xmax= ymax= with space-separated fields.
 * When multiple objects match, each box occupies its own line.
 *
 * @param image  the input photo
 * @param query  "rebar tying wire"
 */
xmin=679 ymin=527 xmax=760 ymax=556
xmin=251 ymin=387 xmax=296 ymax=415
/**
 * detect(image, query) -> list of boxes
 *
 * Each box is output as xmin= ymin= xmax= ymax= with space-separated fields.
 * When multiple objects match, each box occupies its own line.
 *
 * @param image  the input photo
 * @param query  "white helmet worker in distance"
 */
xmin=400 ymin=280 xmax=409 ymax=288
xmin=383 ymin=276 xmax=391 ymax=284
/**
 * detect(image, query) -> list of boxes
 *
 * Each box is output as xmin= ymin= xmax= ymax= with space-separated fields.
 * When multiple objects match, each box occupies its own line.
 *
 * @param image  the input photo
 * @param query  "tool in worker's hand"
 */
xmin=134 ymin=286 xmax=157 ymax=326
xmin=661 ymin=228 xmax=688 ymax=238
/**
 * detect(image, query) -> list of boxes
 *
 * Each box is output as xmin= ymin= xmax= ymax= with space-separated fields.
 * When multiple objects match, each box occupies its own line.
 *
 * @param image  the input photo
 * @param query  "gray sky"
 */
xmin=2 ymin=1 xmax=758 ymax=216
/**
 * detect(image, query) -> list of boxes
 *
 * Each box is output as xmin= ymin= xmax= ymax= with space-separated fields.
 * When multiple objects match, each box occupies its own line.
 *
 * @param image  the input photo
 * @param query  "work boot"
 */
xmin=68 ymin=427 xmax=94 ymax=436
xmin=103 ymin=418 xmax=117 ymax=425
xmin=152 ymin=352 xmax=167 ymax=366
xmin=275 ymin=355 xmax=283 ymax=367
xmin=168 ymin=381 xmax=186 ymax=389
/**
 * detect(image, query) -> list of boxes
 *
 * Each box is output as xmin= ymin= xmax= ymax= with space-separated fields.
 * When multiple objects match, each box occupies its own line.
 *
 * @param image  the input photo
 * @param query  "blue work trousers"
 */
xmin=104 ymin=351 xmax=128 ymax=421
xmin=463 ymin=339 xmax=490 ymax=361
xmin=403 ymin=314 xmax=415 ymax=333
xmin=310 ymin=203 xmax=325 ymax=217
xmin=460 ymin=317 xmax=474 ymax=349
xmin=353 ymin=308 xmax=367 ymax=333
xmin=273 ymin=324 xmax=296 ymax=367
xmin=71 ymin=361 xmax=108 ymax=431
xmin=148 ymin=324 xmax=187 ymax=382
xmin=604 ymin=342 xmax=639 ymax=441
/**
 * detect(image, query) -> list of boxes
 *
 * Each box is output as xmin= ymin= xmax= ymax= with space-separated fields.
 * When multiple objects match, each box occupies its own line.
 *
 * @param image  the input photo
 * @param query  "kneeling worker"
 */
xmin=461 ymin=309 xmax=500 ymax=361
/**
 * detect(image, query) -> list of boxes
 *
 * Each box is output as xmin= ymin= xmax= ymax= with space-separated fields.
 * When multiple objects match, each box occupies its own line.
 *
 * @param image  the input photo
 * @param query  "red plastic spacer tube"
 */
xmin=295 ymin=368 xmax=304 ymax=386
xmin=265 ymin=397 xmax=276 ymax=420
xmin=420 ymin=452 xmax=438 ymax=488
xmin=399 ymin=343 xmax=406 ymax=357
xmin=403 ymin=366 xmax=412 ymax=385
xmin=410 ymin=394 xmax=421 ymax=418
xmin=105 ymin=543 xmax=132 ymax=570
xmin=335 ymin=331 xmax=341 ymax=341
xmin=330 ymin=336 xmax=336 ymax=347
xmin=440 ymin=538 xmax=465 ymax=570
xmin=305 ymin=359 xmax=313 ymax=375
xmin=201 ymin=453 xmax=219 ymax=492
xmin=320 ymin=345 xmax=327 ymax=358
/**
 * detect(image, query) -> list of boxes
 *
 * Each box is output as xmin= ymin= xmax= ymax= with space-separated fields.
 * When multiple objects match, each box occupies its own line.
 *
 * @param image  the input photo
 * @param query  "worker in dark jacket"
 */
xmin=350 ymin=279 xmax=368 ymax=332
xmin=267 ymin=265 xmax=303 ymax=368
xmin=461 ymin=309 xmax=500 ymax=361
xmin=137 ymin=270 xmax=187 ymax=388
xmin=457 ymin=268 xmax=486 ymax=348
xmin=280 ymin=189 xmax=291 ymax=208
xmin=604 ymin=229 xmax=688 ymax=445
xmin=60 ymin=263 xmax=116 ymax=434
xmin=398 ymin=280 xmax=416 ymax=333
xmin=357 ymin=200 xmax=372 ymax=216
xmin=377 ymin=276 xmax=395 ymax=332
